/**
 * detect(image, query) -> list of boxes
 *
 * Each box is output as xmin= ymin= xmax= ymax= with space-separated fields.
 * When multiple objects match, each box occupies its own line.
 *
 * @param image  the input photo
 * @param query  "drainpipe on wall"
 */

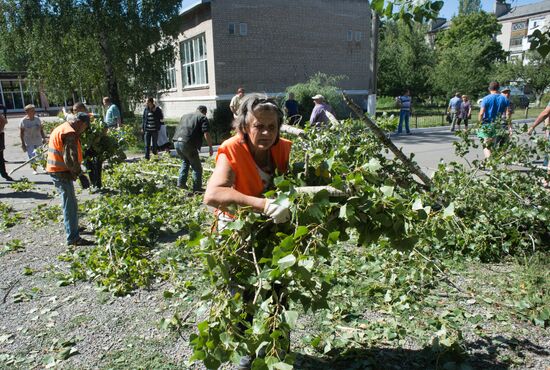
xmin=367 ymin=11 xmax=379 ymax=116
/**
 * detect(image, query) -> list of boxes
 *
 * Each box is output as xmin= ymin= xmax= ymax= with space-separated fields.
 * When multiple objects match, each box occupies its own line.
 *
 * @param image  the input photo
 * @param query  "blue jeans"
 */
xmin=144 ymin=131 xmax=158 ymax=159
xmin=175 ymin=141 xmax=202 ymax=191
xmin=51 ymin=174 xmax=79 ymax=244
xmin=397 ymin=110 xmax=410 ymax=134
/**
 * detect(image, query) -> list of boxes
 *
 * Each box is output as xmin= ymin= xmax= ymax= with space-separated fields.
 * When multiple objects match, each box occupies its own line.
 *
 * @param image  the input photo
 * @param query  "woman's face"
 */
xmin=245 ymin=109 xmax=279 ymax=151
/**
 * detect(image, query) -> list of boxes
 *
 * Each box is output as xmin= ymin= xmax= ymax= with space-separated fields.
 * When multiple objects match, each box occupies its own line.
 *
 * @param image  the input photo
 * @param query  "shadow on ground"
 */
xmin=294 ymin=335 xmax=549 ymax=370
xmin=0 ymin=190 xmax=52 ymax=200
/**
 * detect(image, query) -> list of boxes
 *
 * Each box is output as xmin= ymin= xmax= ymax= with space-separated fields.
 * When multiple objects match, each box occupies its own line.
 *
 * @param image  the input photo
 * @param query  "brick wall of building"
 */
xmin=210 ymin=0 xmax=372 ymax=96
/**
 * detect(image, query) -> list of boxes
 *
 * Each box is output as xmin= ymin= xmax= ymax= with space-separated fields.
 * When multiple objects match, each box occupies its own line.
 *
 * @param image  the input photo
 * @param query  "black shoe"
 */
xmin=68 ymin=237 xmax=94 ymax=246
xmin=2 ymin=175 xmax=14 ymax=182
xmin=192 ymin=188 xmax=205 ymax=194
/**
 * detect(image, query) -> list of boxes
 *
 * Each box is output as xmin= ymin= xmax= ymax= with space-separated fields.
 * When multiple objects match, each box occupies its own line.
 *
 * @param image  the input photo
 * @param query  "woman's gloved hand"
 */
xmin=263 ymin=198 xmax=291 ymax=224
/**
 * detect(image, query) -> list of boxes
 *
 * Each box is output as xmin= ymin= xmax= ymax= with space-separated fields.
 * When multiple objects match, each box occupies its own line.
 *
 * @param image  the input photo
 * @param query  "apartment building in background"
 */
xmin=495 ymin=0 xmax=550 ymax=62
xmin=159 ymin=0 xmax=374 ymax=118
xmin=428 ymin=0 xmax=550 ymax=62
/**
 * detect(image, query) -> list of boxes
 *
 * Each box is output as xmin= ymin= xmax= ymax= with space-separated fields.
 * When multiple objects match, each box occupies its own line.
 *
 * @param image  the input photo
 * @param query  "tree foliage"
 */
xmin=378 ymin=20 xmax=435 ymax=98
xmin=432 ymin=12 xmax=506 ymax=98
xmin=494 ymin=52 xmax=550 ymax=107
xmin=0 ymin=0 xmax=181 ymax=109
xmin=458 ymin=0 xmax=481 ymax=15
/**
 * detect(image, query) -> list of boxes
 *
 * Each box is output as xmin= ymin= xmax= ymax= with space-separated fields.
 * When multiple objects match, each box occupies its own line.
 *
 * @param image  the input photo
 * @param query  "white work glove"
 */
xmin=263 ymin=198 xmax=291 ymax=224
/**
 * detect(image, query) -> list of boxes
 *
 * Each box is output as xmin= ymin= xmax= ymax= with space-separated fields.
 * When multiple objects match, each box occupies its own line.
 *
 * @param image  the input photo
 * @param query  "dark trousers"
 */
xmin=144 ymin=131 xmax=158 ymax=160
xmin=86 ymin=156 xmax=103 ymax=188
xmin=0 ymin=133 xmax=9 ymax=179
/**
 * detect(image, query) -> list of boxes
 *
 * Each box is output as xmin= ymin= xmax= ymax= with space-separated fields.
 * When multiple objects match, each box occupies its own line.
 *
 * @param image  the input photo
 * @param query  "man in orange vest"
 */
xmin=46 ymin=112 xmax=93 ymax=246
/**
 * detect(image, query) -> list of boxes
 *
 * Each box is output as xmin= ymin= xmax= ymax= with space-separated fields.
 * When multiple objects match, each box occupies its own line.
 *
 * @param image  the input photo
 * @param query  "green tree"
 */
xmin=432 ymin=12 xmax=506 ymax=98
xmin=459 ymin=0 xmax=481 ymax=15
xmin=0 ymin=0 xmax=181 ymax=110
xmin=494 ymin=52 xmax=550 ymax=107
xmin=378 ymin=20 xmax=435 ymax=98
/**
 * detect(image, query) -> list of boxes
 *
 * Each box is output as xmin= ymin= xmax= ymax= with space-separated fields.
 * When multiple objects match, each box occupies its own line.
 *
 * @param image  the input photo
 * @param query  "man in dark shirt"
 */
xmin=284 ymin=92 xmax=300 ymax=126
xmin=173 ymin=106 xmax=213 ymax=192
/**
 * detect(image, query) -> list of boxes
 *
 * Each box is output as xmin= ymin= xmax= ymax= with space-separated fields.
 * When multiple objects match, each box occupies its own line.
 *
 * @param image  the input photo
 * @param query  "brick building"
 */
xmin=159 ymin=0 xmax=374 ymax=118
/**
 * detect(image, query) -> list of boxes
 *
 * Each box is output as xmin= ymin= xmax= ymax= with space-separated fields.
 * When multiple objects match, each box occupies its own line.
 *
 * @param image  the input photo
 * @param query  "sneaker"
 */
xmin=406 ymin=131 xmax=412 ymax=135
xmin=32 ymin=170 xmax=38 ymax=175
xmin=68 ymin=237 xmax=94 ymax=246
xmin=192 ymin=188 xmax=205 ymax=194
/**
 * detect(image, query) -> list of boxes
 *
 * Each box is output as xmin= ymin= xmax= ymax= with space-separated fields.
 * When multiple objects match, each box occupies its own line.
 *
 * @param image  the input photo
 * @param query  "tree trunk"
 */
xmin=343 ymin=93 xmax=433 ymax=189
xmin=535 ymin=92 xmax=543 ymax=108
xmin=98 ymin=27 xmax=122 ymax=119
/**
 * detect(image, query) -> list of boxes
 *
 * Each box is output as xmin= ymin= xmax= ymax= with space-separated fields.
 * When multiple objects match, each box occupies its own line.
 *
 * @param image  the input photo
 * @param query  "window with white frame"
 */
xmin=239 ymin=23 xmax=248 ymax=36
xmin=180 ymin=34 xmax=208 ymax=87
xmin=163 ymin=62 xmax=177 ymax=90
xmin=355 ymin=31 xmax=362 ymax=42
xmin=512 ymin=21 xmax=527 ymax=31
xmin=509 ymin=37 xmax=523 ymax=47
xmin=347 ymin=30 xmax=353 ymax=41
xmin=228 ymin=23 xmax=236 ymax=35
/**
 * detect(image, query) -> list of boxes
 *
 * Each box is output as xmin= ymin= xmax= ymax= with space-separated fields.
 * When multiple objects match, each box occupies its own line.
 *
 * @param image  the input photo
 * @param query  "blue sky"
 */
xmin=439 ymin=0 xmax=541 ymax=19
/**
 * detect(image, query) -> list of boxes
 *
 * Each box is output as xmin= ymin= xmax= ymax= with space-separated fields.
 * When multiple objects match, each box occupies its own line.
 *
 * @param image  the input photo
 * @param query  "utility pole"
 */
xmin=368 ymin=11 xmax=379 ymax=116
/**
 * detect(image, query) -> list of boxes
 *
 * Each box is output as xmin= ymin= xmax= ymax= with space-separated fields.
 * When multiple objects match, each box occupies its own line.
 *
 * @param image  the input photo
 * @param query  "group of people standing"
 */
xmin=447 ymin=92 xmax=472 ymax=132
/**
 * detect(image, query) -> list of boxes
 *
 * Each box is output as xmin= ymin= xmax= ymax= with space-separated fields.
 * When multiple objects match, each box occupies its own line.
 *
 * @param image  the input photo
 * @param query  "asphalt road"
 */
xmin=0 ymin=115 xmax=541 ymax=211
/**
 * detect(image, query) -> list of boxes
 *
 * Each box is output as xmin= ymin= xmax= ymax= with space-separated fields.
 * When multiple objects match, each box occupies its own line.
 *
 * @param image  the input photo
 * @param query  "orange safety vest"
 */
xmin=46 ymin=122 xmax=83 ymax=173
xmin=216 ymin=134 xmax=292 ymax=197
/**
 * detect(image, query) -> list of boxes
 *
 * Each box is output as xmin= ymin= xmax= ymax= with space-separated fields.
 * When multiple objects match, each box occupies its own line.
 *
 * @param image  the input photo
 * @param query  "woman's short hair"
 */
xmin=234 ymin=93 xmax=284 ymax=142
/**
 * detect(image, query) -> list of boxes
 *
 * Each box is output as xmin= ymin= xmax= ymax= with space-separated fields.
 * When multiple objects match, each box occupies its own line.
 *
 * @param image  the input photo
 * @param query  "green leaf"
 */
xmin=278 ymin=254 xmax=296 ymax=270
xmin=294 ymin=226 xmax=308 ymax=239
xmin=284 ymin=310 xmax=299 ymax=329
xmin=443 ymin=203 xmax=455 ymax=218
xmin=380 ymin=185 xmax=394 ymax=197
xmin=273 ymin=362 xmax=293 ymax=370
xmin=412 ymin=198 xmax=423 ymax=211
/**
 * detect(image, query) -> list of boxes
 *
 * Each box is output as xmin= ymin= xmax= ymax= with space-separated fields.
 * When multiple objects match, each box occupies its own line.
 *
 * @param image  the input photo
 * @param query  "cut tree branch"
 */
xmin=343 ymin=93 xmax=433 ymax=189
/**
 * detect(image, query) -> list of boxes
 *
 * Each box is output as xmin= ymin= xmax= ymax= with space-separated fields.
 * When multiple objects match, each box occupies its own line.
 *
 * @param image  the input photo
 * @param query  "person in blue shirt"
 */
xmin=477 ymin=81 xmax=510 ymax=158
xmin=102 ymin=97 xmax=121 ymax=128
xmin=396 ymin=89 xmax=412 ymax=135
xmin=447 ymin=92 xmax=462 ymax=132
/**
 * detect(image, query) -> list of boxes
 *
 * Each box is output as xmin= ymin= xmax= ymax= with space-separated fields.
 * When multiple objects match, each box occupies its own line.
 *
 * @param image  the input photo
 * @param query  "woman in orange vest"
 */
xmin=204 ymin=94 xmax=292 ymax=369
xmin=204 ymin=94 xmax=292 ymax=229
xmin=46 ymin=112 xmax=93 ymax=246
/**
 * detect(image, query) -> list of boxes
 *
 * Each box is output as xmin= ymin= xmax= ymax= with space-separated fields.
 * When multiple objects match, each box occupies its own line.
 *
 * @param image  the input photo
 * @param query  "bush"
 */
xmin=211 ymin=103 xmax=233 ymax=144
xmin=286 ymin=73 xmax=347 ymax=123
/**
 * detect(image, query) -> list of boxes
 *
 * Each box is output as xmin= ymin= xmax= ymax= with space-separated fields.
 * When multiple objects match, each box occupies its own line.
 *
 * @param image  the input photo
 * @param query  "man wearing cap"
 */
xmin=310 ymin=94 xmax=335 ymax=127
xmin=47 ymin=112 xmax=93 ymax=246
xmin=173 ymin=106 xmax=213 ymax=192
xmin=230 ymin=88 xmax=245 ymax=119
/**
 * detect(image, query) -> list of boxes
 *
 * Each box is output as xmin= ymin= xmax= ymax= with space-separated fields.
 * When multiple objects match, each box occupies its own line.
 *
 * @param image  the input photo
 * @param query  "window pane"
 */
xmin=180 ymin=33 xmax=208 ymax=87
